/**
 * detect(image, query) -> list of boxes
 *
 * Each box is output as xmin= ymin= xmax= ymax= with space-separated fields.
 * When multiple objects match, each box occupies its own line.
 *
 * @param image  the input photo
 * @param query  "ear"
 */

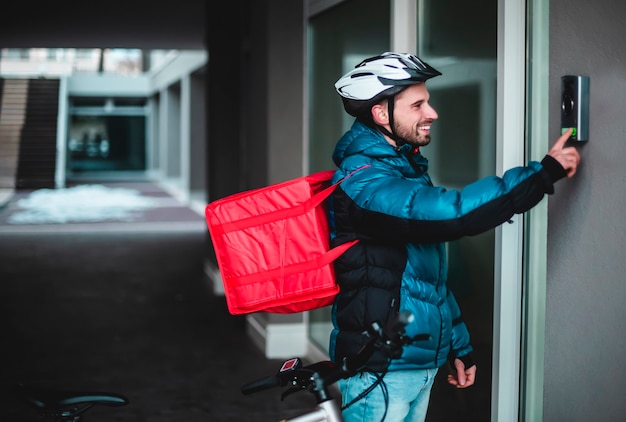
xmin=371 ymin=103 xmax=389 ymax=126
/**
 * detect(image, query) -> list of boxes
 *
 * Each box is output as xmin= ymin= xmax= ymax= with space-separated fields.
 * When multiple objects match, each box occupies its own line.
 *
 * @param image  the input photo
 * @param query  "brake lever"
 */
xmin=279 ymin=361 xmax=337 ymax=401
xmin=280 ymin=384 xmax=307 ymax=401
xmin=383 ymin=332 xmax=431 ymax=358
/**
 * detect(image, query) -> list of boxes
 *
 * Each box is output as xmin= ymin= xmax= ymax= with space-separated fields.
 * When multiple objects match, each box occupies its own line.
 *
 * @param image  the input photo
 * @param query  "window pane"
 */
xmin=419 ymin=0 xmax=496 ymax=58
xmin=68 ymin=115 xmax=146 ymax=173
xmin=308 ymin=0 xmax=390 ymax=173
xmin=418 ymin=1 xmax=497 ymax=420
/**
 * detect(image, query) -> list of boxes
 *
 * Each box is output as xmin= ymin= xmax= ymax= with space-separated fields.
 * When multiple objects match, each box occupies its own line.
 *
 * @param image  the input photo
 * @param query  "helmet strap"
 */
xmin=375 ymin=96 xmax=407 ymax=148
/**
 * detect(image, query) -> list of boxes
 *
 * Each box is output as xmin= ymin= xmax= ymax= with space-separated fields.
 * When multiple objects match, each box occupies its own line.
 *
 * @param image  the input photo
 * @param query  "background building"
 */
xmin=1 ymin=1 xmax=625 ymax=421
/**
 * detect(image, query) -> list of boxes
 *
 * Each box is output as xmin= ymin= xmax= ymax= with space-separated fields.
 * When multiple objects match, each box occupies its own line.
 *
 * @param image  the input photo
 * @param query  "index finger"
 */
xmin=553 ymin=128 xmax=573 ymax=150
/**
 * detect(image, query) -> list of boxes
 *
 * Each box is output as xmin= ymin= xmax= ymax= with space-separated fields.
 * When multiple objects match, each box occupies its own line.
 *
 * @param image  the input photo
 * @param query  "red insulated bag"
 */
xmin=204 ymin=170 xmax=359 ymax=315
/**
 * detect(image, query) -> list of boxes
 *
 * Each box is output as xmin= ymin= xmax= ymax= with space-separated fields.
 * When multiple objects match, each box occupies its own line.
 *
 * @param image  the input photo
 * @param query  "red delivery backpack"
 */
xmin=205 ymin=170 xmax=359 ymax=315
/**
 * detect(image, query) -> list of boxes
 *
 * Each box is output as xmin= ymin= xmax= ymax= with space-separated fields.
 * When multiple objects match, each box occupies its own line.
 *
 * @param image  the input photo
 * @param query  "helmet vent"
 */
xmin=351 ymin=72 xmax=374 ymax=79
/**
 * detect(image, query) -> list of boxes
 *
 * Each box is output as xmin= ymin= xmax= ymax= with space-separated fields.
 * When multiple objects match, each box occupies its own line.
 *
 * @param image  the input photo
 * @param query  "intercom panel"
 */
xmin=561 ymin=75 xmax=589 ymax=141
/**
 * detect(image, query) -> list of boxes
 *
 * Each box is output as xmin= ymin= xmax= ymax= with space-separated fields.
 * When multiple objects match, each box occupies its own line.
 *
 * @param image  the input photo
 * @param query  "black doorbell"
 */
xmin=561 ymin=75 xmax=589 ymax=141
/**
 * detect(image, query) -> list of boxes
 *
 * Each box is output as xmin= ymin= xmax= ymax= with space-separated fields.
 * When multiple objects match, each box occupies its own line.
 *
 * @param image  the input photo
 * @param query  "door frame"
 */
xmin=493 ymin=0 xmax=529 ymax=420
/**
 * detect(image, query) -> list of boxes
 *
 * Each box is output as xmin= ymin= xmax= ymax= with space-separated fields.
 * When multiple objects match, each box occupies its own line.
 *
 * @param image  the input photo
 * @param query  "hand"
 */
xmin=447 ymin=358 xmax=476 ymax=389
xmin=548 ymin=128 xmax=581 ymax=178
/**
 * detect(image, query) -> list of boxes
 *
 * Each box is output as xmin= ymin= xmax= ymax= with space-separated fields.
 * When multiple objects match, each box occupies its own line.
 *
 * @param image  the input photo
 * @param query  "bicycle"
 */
xmin=10 ymin=311 xmax=412 ymax=422
xmin=241 ymin=310 xmax=415 ymax=422
xmin=11 ymin=383 xmax=129 ymax=421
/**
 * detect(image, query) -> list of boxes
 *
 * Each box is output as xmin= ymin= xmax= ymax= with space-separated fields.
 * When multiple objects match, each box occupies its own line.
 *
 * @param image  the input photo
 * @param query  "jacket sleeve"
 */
xmin=340 ymin=155 xmax=567 ymax=243
xmin=446 ymin=288 xmax=474 ymax=360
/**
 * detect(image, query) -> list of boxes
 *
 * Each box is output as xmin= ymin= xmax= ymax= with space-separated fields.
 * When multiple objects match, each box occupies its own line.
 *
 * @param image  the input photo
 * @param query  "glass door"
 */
xmin=416 ymin=0 xmax=497 ymax=420
xmin=67 ymin=97 xmax=148 ymax=177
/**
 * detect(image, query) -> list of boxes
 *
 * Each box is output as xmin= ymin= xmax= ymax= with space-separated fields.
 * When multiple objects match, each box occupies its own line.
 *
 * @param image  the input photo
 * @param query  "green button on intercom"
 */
xmin=561 ymin=127 xmax=577 ymax=137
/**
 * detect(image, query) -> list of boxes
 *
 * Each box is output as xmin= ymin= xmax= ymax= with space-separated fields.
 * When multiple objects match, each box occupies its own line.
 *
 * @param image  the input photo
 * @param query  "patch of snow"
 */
xmin=8 ymin=185 xmax=161 ymax=224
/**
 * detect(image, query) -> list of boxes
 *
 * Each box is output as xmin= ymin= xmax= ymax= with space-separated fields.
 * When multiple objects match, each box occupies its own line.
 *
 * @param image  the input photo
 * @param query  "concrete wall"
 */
xmin=205 ymin=0 xmax=307 ymax=358
xmin=546 ymin=1 xmax=626 ymax=420
xmin=243 ymin=0 xmax=307 ymax=358
xmin=188 ymin=71 xmax=206 ymax=201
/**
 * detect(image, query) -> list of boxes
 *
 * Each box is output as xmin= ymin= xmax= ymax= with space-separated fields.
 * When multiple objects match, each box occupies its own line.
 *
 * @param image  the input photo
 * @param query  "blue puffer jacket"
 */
xmin=328 ymin=120 xmax=566 ymax=372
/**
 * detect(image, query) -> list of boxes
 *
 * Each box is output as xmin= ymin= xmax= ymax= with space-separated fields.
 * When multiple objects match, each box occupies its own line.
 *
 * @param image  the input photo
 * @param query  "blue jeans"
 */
xmin=338 ymin=368 xmax=438 ymax=422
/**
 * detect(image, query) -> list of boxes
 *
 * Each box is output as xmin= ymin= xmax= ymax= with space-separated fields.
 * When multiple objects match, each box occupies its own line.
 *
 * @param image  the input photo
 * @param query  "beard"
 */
xmin=392 ymin=121 xmax=431 ymax=147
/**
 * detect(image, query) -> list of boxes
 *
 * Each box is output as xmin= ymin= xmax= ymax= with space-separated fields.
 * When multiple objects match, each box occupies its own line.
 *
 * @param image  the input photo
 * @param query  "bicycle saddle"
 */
xmin=13 ymin=383 xmax=129 ymax=417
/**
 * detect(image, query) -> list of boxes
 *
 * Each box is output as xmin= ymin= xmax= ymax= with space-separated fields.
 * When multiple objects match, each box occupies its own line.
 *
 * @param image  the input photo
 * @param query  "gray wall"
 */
xmin=206 ymin=0 xmax=308 ymax=347
xmin=546 ymin=1 xmax=626 ymax=420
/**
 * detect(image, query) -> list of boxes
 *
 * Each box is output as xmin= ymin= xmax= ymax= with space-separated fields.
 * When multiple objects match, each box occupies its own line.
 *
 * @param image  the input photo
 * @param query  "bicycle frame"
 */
xmin=283 ymin=399 xmax=343 ymax=422
xmin=241 ymin=311 xmax=415 ymax=422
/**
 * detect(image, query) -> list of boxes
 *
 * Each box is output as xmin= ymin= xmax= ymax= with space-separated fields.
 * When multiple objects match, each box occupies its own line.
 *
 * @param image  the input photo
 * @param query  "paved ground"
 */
xmin=0 ymin=182 xmax=490 ymax=421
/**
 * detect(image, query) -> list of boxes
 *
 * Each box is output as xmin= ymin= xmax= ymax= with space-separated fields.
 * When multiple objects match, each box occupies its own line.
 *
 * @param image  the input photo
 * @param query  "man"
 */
xmin=328 ymin=52 xmax=580 ymax=422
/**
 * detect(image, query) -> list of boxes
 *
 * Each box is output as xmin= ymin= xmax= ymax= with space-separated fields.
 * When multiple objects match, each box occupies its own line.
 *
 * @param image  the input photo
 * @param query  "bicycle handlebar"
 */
xmin=241 ymin=310 xmax=415 ymax=401
xmin=240 ymin=374 xmax=283 ymax=395
xmin=340 ymin=309 xmax=414 ymax=375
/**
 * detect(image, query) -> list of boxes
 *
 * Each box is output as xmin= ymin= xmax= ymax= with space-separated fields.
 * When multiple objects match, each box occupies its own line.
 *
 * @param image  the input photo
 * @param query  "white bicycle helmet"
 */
xmin=335 ymin=52 xmax=441 ymax=147
xmin=335 ymin=52 xmax=441 ymax=103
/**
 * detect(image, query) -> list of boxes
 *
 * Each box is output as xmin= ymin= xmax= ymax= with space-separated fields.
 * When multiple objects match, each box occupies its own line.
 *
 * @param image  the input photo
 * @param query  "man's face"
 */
xmin=388 ymin=83 xmax=438 ymax=147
